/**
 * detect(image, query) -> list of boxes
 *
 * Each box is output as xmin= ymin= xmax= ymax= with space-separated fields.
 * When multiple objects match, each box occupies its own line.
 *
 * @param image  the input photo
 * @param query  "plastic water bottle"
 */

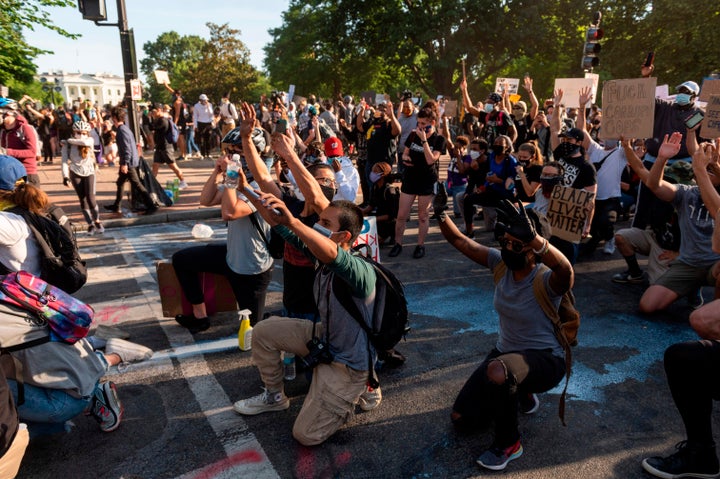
xmin=225 ymin=154 xmax=241 ymax=188
xmin=283 ymin=352 xmax=296 ymax=380
xmin=238 ymin=309 xmax=253 ymax=351
xmin=191 ymin=223 xmax=214 ymax=239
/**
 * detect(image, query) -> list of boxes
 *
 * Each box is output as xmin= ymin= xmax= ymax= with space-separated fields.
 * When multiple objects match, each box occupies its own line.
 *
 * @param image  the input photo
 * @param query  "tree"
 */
xmin=140 ymin=31 xmax=205 ymax=103
xmin=0 ymin=0 xmax=79 ymax=85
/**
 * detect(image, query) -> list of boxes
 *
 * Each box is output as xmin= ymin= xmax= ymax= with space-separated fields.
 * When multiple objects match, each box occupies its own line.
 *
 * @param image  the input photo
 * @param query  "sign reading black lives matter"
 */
xmin=546 ymin=185 xmax=596 ymax=243
xmin=600 ymin=77 xmax=657 ymax=140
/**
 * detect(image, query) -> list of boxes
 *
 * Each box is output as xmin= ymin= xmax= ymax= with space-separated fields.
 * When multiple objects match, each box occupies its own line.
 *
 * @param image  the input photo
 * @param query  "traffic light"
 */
xmin=581 ymin=13 xmax=603 ymax=72
xmin=77 ymin=0 xmax=107 ymax=21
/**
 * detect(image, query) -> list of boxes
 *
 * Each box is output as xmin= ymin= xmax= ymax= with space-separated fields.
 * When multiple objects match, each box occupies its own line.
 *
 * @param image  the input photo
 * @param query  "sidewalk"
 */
xmin=35 ymin=153 xmax=221 ymax=230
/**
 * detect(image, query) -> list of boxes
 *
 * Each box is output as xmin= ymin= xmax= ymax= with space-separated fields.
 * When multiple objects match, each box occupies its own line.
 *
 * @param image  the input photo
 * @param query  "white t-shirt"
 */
xmin=0 ymin=211 xmax=41 ymax=276
xmin=588 ymin=141 xmax=626 ymax=200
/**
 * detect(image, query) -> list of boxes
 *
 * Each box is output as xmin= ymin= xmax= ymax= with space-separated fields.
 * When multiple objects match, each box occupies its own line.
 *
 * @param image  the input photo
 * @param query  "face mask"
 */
xmin=501 ymin=248 xmax=530 ymax=271
xmin=540 ymin=176 xmax=563 ymax=197
xmin=491 ymin=144 xmax=506 ymax=156
xmin=675 ymin=93 xmax=692 ymax=106
xmin=484 ymin=103 xmax=494 ymax=113
xmin=469 ymin=150 xmax=481 ymax=160
xmin=320 ymin=185 xmax=336 ymax=201
xmin=553 ymin=142 xmax=581 ymax=160
xmin=369 ymin=171 xmax=383 ymax=183
xmin=312 ymin=223 xmax=334 ymax=238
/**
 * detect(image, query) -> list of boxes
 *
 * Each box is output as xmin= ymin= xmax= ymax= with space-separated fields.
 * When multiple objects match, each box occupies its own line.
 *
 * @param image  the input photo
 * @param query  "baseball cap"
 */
xmin=199 ymin=94 xmax=208 ymax=101
xmin=664 ymin=161 xmax=694 ymax=185
xmin=487 ymin=92 xmax=502 ymax=104
xmin=676 ymin=81 xmax=700 ymax=95
xmin=324 ymin=137 xmax=344 ymax=158
xmin=558 ymin=128 xmax=584 ymax=142
xmin=0 ymin=155 xmax=27 ymax=191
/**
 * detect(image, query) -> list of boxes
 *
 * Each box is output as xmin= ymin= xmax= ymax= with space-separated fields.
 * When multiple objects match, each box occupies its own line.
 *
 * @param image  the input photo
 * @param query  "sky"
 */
xmin=30 ymin=1 xmax=289 ymax=80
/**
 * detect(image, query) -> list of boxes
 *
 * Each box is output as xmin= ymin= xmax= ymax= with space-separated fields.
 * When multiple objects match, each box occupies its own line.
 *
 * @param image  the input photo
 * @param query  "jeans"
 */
xmin=185 ymin=127 xmax=200 ymax=155
xmin=446 ymin=182 xmax=467 ymax=216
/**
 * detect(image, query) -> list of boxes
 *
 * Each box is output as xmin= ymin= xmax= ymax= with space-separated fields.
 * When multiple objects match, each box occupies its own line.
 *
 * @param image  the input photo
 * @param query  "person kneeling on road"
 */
xmin=232 ymin=180 xmax=379 ymax=446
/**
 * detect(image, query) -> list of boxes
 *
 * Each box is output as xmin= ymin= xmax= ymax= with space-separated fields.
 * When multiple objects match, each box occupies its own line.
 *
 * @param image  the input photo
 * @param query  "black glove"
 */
xmin=495 ymin=199 xmax=536 ymax=243
xmin=432 ymin=181 xmax=448 ymax=220
xmin=63 ymin=177 xmax=70 ymax=187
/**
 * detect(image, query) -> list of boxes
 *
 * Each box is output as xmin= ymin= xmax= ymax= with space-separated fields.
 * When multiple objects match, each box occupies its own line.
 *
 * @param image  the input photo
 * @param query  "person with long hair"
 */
xmin=514 ymin=142 xmax=544 ymax=203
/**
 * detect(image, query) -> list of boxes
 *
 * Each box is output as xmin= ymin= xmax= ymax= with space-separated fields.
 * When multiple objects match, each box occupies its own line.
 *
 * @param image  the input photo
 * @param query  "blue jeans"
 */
xmin=185 ymin=127 xmax=200 ymax=155
xmin=446 ymin=182 xmax=467 ymax=216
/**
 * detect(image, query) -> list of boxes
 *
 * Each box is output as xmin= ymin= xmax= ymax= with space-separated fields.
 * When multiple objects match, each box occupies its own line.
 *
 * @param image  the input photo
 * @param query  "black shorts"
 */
xmin=154 ymin=147 xmax=175 ymax=165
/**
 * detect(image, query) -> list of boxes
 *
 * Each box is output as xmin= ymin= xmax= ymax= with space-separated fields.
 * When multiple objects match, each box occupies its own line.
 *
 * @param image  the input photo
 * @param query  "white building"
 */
xmin=36 ymin=71 xmax=127 ymax=107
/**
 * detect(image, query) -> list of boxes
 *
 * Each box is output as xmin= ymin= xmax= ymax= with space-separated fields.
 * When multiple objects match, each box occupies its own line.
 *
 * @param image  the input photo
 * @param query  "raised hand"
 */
xmin=495 ymin=199 xmax=536 ymax=243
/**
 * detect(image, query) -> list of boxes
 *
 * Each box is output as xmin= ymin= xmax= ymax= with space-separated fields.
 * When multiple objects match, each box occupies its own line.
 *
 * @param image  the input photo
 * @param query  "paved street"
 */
xmin=12 ymin=210 xmax=715 ymax=479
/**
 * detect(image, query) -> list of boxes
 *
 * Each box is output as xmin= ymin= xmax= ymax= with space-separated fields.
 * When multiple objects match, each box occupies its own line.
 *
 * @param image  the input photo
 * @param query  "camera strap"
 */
xmin=312 ymin=266 xmax=332 ymax=345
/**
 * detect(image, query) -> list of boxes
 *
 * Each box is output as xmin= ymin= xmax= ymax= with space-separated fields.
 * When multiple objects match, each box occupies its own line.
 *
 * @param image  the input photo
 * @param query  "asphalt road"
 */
xmin=14 ymin=216 xmax=714 ymax=479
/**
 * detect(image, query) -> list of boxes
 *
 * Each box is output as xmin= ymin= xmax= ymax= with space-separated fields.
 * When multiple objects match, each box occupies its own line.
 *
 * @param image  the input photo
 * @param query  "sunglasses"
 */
xmin=498 ymin=237 xmax=526 ymax=253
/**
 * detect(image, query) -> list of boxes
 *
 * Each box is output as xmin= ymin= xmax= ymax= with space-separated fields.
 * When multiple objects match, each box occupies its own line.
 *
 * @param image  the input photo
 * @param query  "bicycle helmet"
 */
xmin=72 ymin=120 xmax=91 ymax=132
xmin=221 ymin=126 xmax=267 ymax=153
xmin=0 ymin=97 xmax=17 ymax=110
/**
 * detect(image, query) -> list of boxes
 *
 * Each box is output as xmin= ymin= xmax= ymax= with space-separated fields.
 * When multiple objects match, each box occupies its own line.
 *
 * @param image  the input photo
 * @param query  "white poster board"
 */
xmin=656 ymin=84 xmax=670 ymax=99
xmin=553 ymin=78 xmax=596 ymax=108
xmin=495 ymin=78 xmax=520 ymax=95
xmin=352 ymin=216 xmax=380 ymax=263
xmin=153 ymin=70 xmax=169 ymax=85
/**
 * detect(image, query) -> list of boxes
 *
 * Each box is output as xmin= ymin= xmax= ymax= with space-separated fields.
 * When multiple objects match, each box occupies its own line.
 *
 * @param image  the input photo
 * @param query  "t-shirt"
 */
xmin=514 ymin=163 xmax=543 ymax=203
xmin=646 ymin=99 xmax=703 ymax=159
xmin=485 ymin=152 xmax=518 ymax=197
xmin=480 ymin=110 xmax=514 ymax=145
xmin=588 ymin=142 xmax=627 ymax=200
xmin=363 ymin=118 xmax=397 ymax=166
xmin=558 ymin=155 xmax=597 ymax=190
xmin=0 ymin=211 xmax=41 ymax=276
xmin=225 ymin=194 xmax=274 ymax=275
xmin=671 ymin=184 xmax=720 ymax=268
xmin=402 ymin=131 xmax=447 ymax=187
xmin=487 ymin=249 xmax=563 ymax=357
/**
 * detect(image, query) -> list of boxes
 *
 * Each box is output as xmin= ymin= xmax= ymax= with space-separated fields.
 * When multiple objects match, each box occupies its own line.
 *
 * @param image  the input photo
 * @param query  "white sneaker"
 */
xmin=358 ymin=386 xmax=382 ymax=411
xmin=94 ymin=324 xmax=131 ymax=340
xmin=233 ymin=389 xmax=289 ymax=415
xmin=178 ymin=180 xmax=188 ymax=190
xmin=603 ymin=238 xmax=616 ymax=255
xmin=105 ymin=338 xmax=153 ymax=364
xmin=94 ymin=223 xmax=105 ymax=234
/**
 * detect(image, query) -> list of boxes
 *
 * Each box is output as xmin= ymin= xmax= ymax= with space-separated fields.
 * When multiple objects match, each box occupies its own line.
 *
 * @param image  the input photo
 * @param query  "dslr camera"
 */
xmin=302 ymin=337 xmax=334 ymax=369
xmin=401 ymin=89 xmax=413 ymax=101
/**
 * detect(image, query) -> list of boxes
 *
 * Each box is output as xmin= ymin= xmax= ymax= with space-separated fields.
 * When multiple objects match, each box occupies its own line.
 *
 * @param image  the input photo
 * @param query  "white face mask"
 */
xmin=469 ymin=150 xmax=481 ymax=160
xmin=484 ymin=103 xmax=494 ymax=113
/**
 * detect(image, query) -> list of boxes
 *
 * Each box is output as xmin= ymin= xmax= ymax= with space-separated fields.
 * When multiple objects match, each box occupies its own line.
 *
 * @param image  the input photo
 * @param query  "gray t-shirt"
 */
xmin=225 ymin=193 xmax=274 ymax=275
xmin=398 ymin=110 xmax=418 ymax=149
xmin=487 ymin=249 xmax=564 ymax=357
xmin=672 ymin=184 xmax=720 ymax=268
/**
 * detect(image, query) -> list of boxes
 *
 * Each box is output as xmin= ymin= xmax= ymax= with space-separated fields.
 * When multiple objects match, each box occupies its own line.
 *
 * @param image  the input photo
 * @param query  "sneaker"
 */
xmin=477 ymin=440 xmax=523 ymax=471
xmin=412 ymin=245 xmax=426 ymax=259
xmin=87 ymin=224 xmax=96 ymax=235
xmin=105 ymin=338 xmax=153 ymax=364
xmin=519 ymin=393 xmax=540 ymax=414
xmin=688 ymin=290 xmax=705 ymax=310
xmin=642 ymin=441 xmax=720 ymax=479
xmin=94 ymin=324 xmax=131 ymax=340
xmin=388 ymin=243 xmax=402 ymax=257
xmin=612 ymin=270 xmax=645 ymax=284
xmin=358 ymin=386 xmax=382 ymax=411
xmin=603 ymin=238 xmax=616 ymax=255
xmin=174 ymin=314 xmax=210 ymax=333
xmin=94 ymin=223 xmax=105 ymax=234
xmin=145 ymin=205 xmax=159 ymax=215
xmin=379 ymin=348 xmax=406 ymax=368
xmin=178 ymin=180 xmax=188 ymax=190
xmin=91 ymin=381 xmax=123 ymax=432
xmin=233 ymin=389 xmax=289 ymax=415
xmin=103 ymin=204 xmax=121 ymax=213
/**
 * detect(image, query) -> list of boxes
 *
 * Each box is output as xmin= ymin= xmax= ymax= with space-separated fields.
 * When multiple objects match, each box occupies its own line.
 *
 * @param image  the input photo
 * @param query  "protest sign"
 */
xmin=292 ymin=95 xmax=306 ymax=107
xmin=287 ymin=84 xmax=295 ymax=104
xmin=443 ymin=100 xmax=458 ymax=117
xmin=656 ymin=84 xmax=669 ymax=99
xmin=130 ymin=80 xmax=142 ymax=100
xmin=553 ymin=78 xmax=595 ymax=108
xmin=600 ymin=77 xmax=657 ymax=140
xmin=154 ymin=70 xmax=169 ymax=85
xmin=546 ymin=185 xmax=595 ymax=243
xmin=352 ymin=216 xmax=380 ymax=262
xmin=495 ymin=78 xmax=520 ymax=95
xmin=702 ymin=95 xmax=720 ymax=137
xmin=361 ymin=90 xmax=376 ymax=105
xmin=700 ymin=79 xmax=720 ymax=102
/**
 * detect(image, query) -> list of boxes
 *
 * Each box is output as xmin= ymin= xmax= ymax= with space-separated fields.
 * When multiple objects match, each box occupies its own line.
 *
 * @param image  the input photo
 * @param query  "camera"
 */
xmin=402 ymin=90 xmax=413 ymax=101
xmin=302 ymin=337 xmax=334 ymax=369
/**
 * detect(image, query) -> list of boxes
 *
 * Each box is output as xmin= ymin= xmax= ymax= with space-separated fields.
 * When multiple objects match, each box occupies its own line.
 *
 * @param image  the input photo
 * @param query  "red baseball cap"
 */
xmin=324 ymin=137 xmax=343 ymax=157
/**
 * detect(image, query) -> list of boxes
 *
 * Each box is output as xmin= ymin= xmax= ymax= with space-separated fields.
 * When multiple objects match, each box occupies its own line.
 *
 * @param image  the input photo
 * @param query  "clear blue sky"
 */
xmin=30 ymin=1 xmax=289 ymax=79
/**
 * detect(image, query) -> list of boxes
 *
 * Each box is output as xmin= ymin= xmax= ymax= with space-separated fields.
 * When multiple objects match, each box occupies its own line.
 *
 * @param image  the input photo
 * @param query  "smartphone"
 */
xmin=243 ymin=186 xmax=281 ymax=215
xmin=275 ymin=118 xmax=287 ymax=135
xmin=685 ymin=111 xmax=704 ymax=129
xmin=644 ymin=51 xmax=655 ymax=68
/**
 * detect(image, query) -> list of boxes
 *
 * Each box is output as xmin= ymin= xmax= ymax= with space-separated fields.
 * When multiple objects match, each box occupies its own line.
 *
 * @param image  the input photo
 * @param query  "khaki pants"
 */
xmin=252 ymin=316 xmax=368 ymax=446
xmin=0 ymin=426 xmax=28 ymax=479
xmin=221 ymin=122 xmax=235 ymax=139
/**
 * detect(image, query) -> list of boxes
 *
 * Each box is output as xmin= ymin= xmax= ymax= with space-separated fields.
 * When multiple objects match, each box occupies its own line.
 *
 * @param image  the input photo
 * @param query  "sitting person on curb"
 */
xmin=0 ymin=359 xmax=27 ymax=478
xmin=172 ymin=127 xmax=274 ymax=331
xmin=432 ymin=189 xmax=573 ymax=472
xmin=641 ymin=141 xmax=720 ymax=479
xmin=361 ymin=161 xmax=399 ymax=245
xmin=233 ymin=183 xmax=379 ymax=446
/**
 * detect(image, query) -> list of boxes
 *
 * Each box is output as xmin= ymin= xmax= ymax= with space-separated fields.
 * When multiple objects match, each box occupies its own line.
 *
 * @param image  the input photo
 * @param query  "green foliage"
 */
xmin=0 ymin=0 xmax=78 ymax=85
xmin=140 ymin=31 xmax=205 ymax=103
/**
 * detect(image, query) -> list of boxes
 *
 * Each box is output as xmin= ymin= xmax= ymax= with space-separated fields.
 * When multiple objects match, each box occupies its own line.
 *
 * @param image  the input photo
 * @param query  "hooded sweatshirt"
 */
xmin=0 ymin=114 xmax=38 ymax=175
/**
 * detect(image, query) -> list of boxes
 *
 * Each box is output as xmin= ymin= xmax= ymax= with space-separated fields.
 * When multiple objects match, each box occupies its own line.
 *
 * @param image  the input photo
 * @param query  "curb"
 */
xmin=100 ymin=207 xmax=221 ymax=230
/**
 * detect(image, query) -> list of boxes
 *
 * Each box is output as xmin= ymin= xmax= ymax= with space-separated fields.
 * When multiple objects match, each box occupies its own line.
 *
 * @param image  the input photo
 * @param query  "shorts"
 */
xmin=615 ymin=227 xmax=672 ymax=284
xmin=400 ymin=173 xmax=436 ymax=196
xmin=154 ymin=147 xmax=175 ymax=165
xmin=655 ymin=260 xmax=715 ymax=297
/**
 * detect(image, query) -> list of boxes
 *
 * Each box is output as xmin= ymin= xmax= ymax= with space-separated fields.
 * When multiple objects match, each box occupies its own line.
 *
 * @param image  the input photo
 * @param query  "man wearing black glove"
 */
xmin=432 ymin=196 xmax=574 ymax=472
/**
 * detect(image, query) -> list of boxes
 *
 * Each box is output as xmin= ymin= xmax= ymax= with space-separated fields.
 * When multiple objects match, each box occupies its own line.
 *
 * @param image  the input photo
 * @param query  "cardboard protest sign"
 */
xmin=702 ymin=95 xmax=720 ymax=137
xmin=495 ymin=78 xmax=520 ymax=95
xmin=600 ymin=77 xmax=657 ymax=140
xmin=443 ymin=100 xmax=458 ymax=117
xmin=154 ymin=70 xmax=169 ymax=85
xmin=546 ymin=185 xmax=595 ymax=243
xmin=352 ymin=216 xmax=380 ymax=262
xmin=700 ymin=79 xmax=720 ymax=102
xmin=553 ymin=78 xmax=595 ymax=108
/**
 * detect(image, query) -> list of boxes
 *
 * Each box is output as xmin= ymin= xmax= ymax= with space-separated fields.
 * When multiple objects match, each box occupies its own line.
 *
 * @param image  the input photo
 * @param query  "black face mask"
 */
xmin=501 ymin=248 xmax=530 ymax=271
xmin=540 ymin=176 xmax=563 ymax=197
xmin=320 ymin=185 xmax=336 ymax=201
xmin=553 ymin=142 xmax=582 ymax=160
xmin=491 ymin=145 xmax=506 ymax=156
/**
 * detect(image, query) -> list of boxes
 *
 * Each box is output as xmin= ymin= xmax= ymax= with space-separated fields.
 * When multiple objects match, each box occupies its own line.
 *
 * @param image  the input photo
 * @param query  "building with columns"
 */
xmin=36 ymin=71 xmax=126 ymax=107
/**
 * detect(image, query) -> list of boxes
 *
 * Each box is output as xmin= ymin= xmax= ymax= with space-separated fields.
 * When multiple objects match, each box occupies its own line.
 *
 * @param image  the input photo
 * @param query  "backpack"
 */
xmin=0 ymin=271 xmax=94 ymax=344
xmin=1 ymin=205 xmax=87 ymax=294
xmin=334 ymin=246 xmax=409 ymax=388
xmin=165 ymin=117 xmax=180 ymax=144
xmin=492 ymin=262 xmax=579 ymax=425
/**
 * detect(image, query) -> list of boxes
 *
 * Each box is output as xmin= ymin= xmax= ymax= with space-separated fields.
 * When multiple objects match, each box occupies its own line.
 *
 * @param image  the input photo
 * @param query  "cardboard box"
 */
xmin=156 ymin=261 xmax=238 ymax=318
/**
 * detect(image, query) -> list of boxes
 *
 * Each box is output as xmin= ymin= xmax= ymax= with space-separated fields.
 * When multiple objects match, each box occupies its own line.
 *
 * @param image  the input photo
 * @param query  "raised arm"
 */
xmin=523 ymin=76 xmax=539 ymax=120
xmin=621 ymin=138 xmax=651 ymax=183
xmin=692 ymin=143 xmax=720 ymax=223
xmin=549 ymin=89 xmax=563 ymax=151
xmin=645 ymin=133 xmax=681 ymax=202
xmin=386 ymin=101 xmax=401 ymax=137
xmin=460 ymin=78 xmax=480 ymax=116
xmin=238 ymin=102 xmax=282 ymax=198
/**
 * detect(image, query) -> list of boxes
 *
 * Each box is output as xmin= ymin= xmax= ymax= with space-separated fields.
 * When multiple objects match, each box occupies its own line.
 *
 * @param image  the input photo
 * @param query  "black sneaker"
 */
xmin=104 ymin=204 xmax=121 ymax=214
xmin=642 ymin=441 xmax=720 ymax=478
xmin=519 ymin=393 xmax=540 ymax=414
xmin=412 ymin=245 xmax=425 ymax=259
xmin=611 ymin=270 xmax=644 ymax=284
xmin=388 ymin=243 xmax=402 ymax=257
xmin=174 ymin=314 xmax=210 ymax=333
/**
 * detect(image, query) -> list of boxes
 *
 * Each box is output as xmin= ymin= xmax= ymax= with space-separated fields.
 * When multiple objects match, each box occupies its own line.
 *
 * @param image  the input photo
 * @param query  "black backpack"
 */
xmin=1 ymin=206 xmax=87 ymax=294
xmin=334 ymin=245 xmax=409 ymax=388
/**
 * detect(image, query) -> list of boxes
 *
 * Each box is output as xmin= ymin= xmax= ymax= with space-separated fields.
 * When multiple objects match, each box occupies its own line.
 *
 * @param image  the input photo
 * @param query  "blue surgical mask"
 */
xmin=369 ymin=171 xmax=383 ymax=183
xmin=312 ymin=223 xmax=334 ymax=238
xmin=675 ymin=93 xmax=692 ymax=106
xmin=484 ymin=103 xmax=494 ymax=113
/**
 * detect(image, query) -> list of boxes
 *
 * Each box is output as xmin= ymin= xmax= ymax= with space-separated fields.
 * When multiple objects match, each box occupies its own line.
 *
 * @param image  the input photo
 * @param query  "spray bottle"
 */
xmin=238 ymin=309 xmax=253 ymax=351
